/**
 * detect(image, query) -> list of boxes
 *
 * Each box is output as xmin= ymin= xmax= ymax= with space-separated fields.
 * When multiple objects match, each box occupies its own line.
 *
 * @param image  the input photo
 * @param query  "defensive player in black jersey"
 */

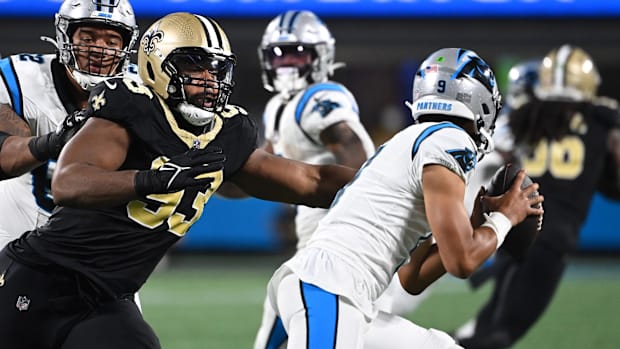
xmin=456 ymin=45 xmax=620 ymax=349
xmin=0 ymin=12 xmax=356 ymax=349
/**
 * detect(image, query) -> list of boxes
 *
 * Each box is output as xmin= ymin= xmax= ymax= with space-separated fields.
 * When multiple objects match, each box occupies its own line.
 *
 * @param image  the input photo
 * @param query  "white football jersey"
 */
xmin=0 ymin=53 xmax=140 ymax=247
xmin=284 ymin=121 xmax=478 ymax=317
xmin=263 ymin=81 xmax=375 ymax=249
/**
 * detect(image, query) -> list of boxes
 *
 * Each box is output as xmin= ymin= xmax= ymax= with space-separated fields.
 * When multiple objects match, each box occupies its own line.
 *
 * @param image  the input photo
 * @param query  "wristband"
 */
xmin=481 ymin=211 xmax=512 ymax=249
xmin=28 ymin=133 xmax=54 ymax=162
xmin=134 ymin=170 xmax=156 ymax=197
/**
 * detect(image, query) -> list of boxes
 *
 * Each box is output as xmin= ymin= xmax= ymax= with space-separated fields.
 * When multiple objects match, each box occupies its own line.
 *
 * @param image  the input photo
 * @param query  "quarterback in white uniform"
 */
xmin=0 ymin=0 xmax=139 ymax=248
xmin=266 ymin=48 xmax=544 ymax=349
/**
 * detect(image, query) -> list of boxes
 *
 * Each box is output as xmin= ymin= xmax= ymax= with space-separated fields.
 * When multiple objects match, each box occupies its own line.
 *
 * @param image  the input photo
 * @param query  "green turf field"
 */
xmin=139 ymin=254 xmax=620 ymax=348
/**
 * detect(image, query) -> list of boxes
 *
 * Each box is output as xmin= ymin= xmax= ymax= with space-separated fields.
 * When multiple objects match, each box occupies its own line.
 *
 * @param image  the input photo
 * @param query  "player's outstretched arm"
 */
xmin=52 ymin=117 xmax=137 ymax=207
xmin=230 ymin=148 xmax=356 ymax=208
xmin=53 ymin=117 xmax=225 ymax=208
xmin=0 ymin=104 xmax=40 ymax=178
xmin=0 ymin=105 xmax=87 ymax=180
xmin=216 ymin=142 xmax=275 ymax=199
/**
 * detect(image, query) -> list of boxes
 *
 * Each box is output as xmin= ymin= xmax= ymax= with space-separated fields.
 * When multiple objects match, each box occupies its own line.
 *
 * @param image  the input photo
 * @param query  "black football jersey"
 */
xmin=9 ymin=78 xmax=258 ymax=298
xmin=516 ymin=98 xmax=619 ymax=247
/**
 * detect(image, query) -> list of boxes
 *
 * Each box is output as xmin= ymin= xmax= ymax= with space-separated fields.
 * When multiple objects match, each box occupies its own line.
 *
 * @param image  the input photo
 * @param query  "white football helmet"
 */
xmin=138 ymin=12 xmax=236 ymax=128
xmin=535 ymin=44 xmax=600 ymax=102
xmin=258 ymin=10 xmax=340 ymax=96
xmin=506 ymin=59 xmax=540 ymax=110
xmin=51 ymin=0 xmax=139 ymax=91
xmin=408 ymin=48 xmax=502 ymax=155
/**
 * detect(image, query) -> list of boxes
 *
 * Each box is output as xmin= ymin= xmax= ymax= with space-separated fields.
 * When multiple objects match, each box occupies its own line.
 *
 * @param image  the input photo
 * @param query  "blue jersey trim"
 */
xmin=265 ymin=316 xmax=288 ymax=349
xmin=0 ymin=57 xmax=23 ymax=117
xmin=294 ymin=82 xmax=350 ymax=125
xmin=411 ymin=122 xmax=463 ymax=159
xmin=301 ymin=281 xmax=338 ymax=348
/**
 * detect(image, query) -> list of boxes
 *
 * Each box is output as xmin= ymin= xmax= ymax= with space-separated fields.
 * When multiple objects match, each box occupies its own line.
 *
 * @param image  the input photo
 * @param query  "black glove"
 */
xmin=28 ymin=109 xmax=89 ymax=161
xmin=134 ymin=146 xmax=226 ymax=197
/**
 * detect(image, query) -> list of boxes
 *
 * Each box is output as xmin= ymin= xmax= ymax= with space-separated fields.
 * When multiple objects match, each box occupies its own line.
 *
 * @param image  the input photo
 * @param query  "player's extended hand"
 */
xmin=134 ymin=146 xmax=226 ymax=196
xmin=28 ymin=109 xmax=89 ymax=161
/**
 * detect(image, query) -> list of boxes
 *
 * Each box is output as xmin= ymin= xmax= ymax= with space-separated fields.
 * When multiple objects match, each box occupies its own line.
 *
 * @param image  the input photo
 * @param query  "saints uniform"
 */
xmin=268 ymin=121 xmax=477 ymax=348
xmin=459 ymin=98 xmax=620 ymax=349
xmin=263 ymin=81 xmax=375 ymax=249
xmin=0 ymin=77 xmax=257 ymax=348
xmin=0 ymin=54 xmax=140 ymax=248
xmin=518 ymin=98 xmax=619 ymax=252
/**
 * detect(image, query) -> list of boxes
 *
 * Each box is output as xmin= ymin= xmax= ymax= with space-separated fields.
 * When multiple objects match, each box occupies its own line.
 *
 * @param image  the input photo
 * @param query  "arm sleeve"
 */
xmin=412 ymin=125 xmax=478 ymax=183
xmin=294 ymin=82 xmax=361 ymax=144
xmin=216 ymin=104 xmax=259 ymax=179
xmin=86 ymin=77 xmax=150 ymax=128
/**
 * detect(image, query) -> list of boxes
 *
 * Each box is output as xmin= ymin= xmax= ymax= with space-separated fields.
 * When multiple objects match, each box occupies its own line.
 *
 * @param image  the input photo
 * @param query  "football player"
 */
xmin=265 ymin=48 xmax=543 ymax=349
xmin=456 ymin=45 xmax=620 ymax=349
xmin=0 ymin=12 xmax=356 ymax=348
xmin=253 ymin=11 xmax=376 ymax=349
xmin=0 ymin=0 xmax=139 ymax=248
xmin=252 ymin=11 xmax=443 ymax=349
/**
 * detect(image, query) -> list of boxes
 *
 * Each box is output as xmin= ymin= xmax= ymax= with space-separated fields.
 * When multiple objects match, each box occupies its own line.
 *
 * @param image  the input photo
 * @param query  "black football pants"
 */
xmin=458 ymin=239 xmax=567 ymax=349
xmin=0 ymin=250 xmax=160 ymax=349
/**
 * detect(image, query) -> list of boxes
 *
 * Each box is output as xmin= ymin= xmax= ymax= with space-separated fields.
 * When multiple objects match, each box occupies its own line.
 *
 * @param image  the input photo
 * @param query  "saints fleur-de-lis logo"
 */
xmin=141 ymin=29 xmax=164 ymax=56
xmin=91 ymin=90 xmax=106 ymax=111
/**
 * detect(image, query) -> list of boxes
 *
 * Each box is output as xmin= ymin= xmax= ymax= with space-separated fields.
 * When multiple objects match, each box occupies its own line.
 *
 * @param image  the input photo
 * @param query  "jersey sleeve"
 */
xmin=262 ymin=95 xmax=284 ymax=143
xmin=86 ymin=77 xmax=153 ymax=128
xmin=412 ymin=124 xmax=478 ymax=182
xmin=294 ymin=82 xmax=361 ymax=144
xmin=0 ymin=54 xmax=55 ymax=118
xmin=592 ymin=97 xmax=620 ymax=128
xmin=216 ymin=104 xmax=259 ymax=179
xmin=0 ymin=57 xmax=15 ymax=105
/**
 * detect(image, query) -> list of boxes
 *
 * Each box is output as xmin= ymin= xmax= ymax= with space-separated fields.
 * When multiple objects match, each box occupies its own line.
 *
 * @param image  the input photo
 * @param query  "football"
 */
xmin=486 ymin=163 xmax=541 ymax=261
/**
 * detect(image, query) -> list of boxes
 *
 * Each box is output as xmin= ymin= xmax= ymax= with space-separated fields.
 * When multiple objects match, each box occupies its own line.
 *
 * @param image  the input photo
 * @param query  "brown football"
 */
xmin=486 ymin=163 xmax=542 ymax=261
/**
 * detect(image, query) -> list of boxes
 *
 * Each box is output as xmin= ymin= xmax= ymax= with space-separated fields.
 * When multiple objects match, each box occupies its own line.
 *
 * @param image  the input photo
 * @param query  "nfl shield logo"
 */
xmin=16 ymin=296 xmax=30 ymax=311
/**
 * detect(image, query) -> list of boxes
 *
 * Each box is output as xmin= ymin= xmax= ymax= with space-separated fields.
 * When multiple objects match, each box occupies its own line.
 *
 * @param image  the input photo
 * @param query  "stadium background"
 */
xmin=0 ymin=1 xmax=619 ymax=347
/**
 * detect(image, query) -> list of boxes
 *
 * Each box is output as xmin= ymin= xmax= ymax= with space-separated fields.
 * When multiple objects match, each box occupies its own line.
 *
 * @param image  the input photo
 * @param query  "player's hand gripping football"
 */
xmin=28 ymin=109 xmax=89 ymax=161
xmin=483 ymin=169 xmax=544 ymax=227
xmin=134 ymin=146 xmax=226 ymax=196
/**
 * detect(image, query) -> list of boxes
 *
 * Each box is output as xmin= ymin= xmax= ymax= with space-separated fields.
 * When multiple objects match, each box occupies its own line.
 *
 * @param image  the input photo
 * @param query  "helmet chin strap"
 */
xmin=70 ymin=69 xmax=108 ymax=91
xmin=477 ymin=127 xmax=495 ymax=158
xmin=176 ymin=102 xmax=216 ymax=130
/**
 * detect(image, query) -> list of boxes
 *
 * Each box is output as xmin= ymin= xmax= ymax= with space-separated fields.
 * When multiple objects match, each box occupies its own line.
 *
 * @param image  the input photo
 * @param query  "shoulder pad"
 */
xmin=220 ymin=104 xmax=249 ymax=119
xmin=593 ymin=96 xmax=619 ymax=110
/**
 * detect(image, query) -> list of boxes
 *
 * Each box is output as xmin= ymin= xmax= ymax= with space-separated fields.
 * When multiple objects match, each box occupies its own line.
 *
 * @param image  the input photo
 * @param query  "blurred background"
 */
xmin=3 ymin=0 xmax=617 ymax=255
xmin=1 ymin=1 xmax=619 ymax=347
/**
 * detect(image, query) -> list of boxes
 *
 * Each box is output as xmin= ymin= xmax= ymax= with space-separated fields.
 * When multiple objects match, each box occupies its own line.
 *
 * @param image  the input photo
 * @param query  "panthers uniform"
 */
xmin=263 ymin=81 xmax=375 ymax=249
xmin=0 ymin=54 xmax=140 ymax=248
xmin=268 ymin=122 xmax=477 ymax=348
xmin=255 ymin=82 xmax=375 ymax=349
xmin=0 ymin=77 xmax=257 ymax=348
